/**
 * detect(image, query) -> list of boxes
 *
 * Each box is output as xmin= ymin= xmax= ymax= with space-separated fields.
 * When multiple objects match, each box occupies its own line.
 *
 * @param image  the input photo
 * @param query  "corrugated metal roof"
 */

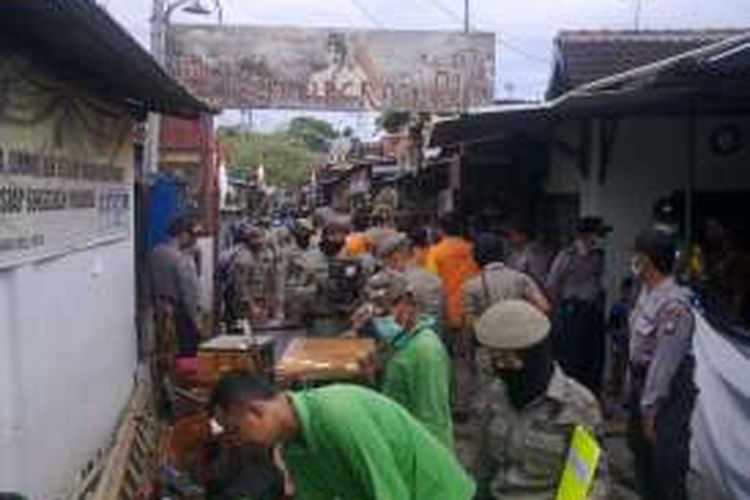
xmin=0 ymin=0 xmax=212 ymax=118
xmin=547 ymin=29 xmax=748 ymax=99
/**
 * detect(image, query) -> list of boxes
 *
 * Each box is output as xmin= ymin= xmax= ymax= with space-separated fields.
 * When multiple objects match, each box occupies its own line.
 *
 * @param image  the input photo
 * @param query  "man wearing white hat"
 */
xmin=471 ymin=300 xmax=608 ymax=499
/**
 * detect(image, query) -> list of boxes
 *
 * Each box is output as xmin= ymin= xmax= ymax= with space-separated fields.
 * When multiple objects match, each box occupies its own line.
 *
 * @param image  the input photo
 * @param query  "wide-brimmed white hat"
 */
xmin=475 ymin=300 xmax=550 ymax=350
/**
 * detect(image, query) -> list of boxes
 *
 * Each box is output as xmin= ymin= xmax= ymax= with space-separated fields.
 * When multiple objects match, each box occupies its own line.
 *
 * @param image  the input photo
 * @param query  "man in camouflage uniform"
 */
xmin=371 ymin=232 xmax=444 ymax=324
xmin=227 ymin=225 xmax=276 ymax=324
xmin=628 ymin=229 xmax=695 ymax=500
xmin=471 ymin=300 xmax=608 ymax=499
xmin=300 ymin=218 xmax=367 ymax=336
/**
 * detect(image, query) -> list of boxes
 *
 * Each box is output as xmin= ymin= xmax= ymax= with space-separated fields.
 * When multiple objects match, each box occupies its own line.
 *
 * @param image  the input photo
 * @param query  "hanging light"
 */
xmin=183 ymin=0 xmax=212 ymax=16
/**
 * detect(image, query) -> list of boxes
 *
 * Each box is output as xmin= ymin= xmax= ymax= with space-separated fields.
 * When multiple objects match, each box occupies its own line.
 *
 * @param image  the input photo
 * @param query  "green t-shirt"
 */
xmin=381 ymin=317 xmax=454 ymax=449
xmin=282 ymin=385 xmax=475 ymax=500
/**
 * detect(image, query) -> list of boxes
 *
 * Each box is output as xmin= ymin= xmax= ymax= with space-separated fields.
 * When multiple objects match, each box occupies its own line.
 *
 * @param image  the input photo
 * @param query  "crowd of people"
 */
xmin=150 ymin=203 xmax=722 ymax=500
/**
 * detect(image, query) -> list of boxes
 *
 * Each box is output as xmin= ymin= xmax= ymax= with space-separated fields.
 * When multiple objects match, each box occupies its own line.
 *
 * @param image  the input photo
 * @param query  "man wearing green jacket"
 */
xmin=210 ymin=374 xmax=475 ymax=500
xmin=378 ymin=271 xmax=454 ymax=449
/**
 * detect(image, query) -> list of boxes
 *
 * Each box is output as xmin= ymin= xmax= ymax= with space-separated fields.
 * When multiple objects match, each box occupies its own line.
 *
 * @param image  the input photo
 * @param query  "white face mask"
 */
xmin=630 ymin=255 xmax=644 ymax=277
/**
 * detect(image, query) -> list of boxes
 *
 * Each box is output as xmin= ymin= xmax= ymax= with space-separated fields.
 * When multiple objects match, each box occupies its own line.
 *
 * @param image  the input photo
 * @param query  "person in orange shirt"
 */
xmin=427 ymin=214 xmax=479 ymax=419
xmin=346 ymin=210 xmax=372 ymax=257
xmin=408 ymin=226 xmax=435 ymax=272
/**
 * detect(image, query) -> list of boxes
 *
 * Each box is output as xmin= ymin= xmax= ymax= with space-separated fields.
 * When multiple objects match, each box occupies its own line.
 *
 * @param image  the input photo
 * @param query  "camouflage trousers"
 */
xmin=449 ymin=329 xmax=475 ymax=417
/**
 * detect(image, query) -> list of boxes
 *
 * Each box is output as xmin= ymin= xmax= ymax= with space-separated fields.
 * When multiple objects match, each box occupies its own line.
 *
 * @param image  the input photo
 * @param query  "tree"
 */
xmin=287 ymin=116 xmax=338 ymax=153
xmin=377 ymin=111 xmax=412 ymax=134
xmin=218 ymin=128 xmax=322 ymax=187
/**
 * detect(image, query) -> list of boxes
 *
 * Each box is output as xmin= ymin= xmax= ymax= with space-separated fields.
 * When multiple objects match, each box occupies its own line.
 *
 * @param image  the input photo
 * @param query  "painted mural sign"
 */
xmin=0 ymin=55 xmax=133 ymax=268
xmin=167 ymin=25 xmax=495 ymax=111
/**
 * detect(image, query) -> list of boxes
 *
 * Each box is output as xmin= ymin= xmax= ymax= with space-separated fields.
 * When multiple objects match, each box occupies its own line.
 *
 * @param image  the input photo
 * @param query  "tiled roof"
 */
xmin=547 ymin=29 xmax=748 ymax=98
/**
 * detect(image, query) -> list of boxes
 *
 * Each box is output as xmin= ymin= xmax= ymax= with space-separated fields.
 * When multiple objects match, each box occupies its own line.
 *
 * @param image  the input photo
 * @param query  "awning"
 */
xmin=428 ymin=103 xmax=552 ymax=148
xmin=429 ymin=34 xmax=750 ymax=147
xmin=0 ymin=0 xmax=213 ymax=118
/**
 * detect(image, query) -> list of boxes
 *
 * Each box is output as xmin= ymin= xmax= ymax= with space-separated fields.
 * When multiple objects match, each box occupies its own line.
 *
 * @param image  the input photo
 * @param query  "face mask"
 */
xmin=630 ymin=255 xmax=644 ymax=277
xmin=320 ymin=239 xmax=344 ymax=257
xmin=496 ymin=338 xmax=554 ymax=409
xmin=371 ymin=315 xmax=403 ymax=342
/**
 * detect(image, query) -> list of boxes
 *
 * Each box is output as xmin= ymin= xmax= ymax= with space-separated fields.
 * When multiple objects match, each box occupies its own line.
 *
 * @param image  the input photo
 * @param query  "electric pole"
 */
xmin=634 ymin=0 xmax=642 ymax=30
xmin=464 ymin=0 xmax=470 ymax=33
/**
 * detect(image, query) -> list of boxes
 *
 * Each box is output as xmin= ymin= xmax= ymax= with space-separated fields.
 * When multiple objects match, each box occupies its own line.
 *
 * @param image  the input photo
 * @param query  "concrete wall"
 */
xmin=0 ymin=53 xmax=138 ymax=498
xmin=0 ymin=238 xmax=137 ymax=498
xmin=549 ymin=113 xmax=750 ymax=296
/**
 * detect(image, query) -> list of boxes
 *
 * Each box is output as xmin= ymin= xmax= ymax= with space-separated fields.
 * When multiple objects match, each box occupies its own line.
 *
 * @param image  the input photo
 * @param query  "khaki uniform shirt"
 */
xmin=473 ymin=366 xmax=608 ymax=499
xmin=629 ymin=277 xmax=693 ymax=413
xmin=462 ymin=263 xmax=542 ymax=322
xmin=506 ymin=242 xmax=550 ymax=285
xmin=546 ymin=242 xmax=604 ymax=303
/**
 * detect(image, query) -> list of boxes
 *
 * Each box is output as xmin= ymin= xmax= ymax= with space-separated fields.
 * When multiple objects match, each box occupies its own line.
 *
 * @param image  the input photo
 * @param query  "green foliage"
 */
xmin=218 ymin=128 xmax=322 ymax=187
xmin=287 ymin=116 xmax=338 ymax=153
xmin=377 ymin=111 xmax=412 ymax=134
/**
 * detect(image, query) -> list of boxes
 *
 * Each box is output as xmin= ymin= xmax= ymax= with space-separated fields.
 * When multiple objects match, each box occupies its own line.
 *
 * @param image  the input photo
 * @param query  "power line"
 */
xmin=348 ymin=0 xmax=384 ymax=28
xmin=499 ymin=37 xmax=550 ymax=65
xmin=420 ymin=0 xmax=466 ymax=27
xmin=419 ymin=0 xmax=549 ymax=64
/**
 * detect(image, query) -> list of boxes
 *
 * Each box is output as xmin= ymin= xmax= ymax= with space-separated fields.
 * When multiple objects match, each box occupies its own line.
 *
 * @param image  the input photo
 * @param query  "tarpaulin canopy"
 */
xmin=690 ymin=306 xmax=750 ymax=499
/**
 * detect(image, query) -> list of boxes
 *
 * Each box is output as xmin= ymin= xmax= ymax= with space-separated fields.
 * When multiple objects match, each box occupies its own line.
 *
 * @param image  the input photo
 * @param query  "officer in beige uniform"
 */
xmin=463 ymin=233 xmax=551 ymax=324
xmin=546 ymin=217 xmax=610 ymax=394
xmin=471 ymin=300 xmax=608 ymax=500
xmin=628 ymin=229 xmax=695 ymax=500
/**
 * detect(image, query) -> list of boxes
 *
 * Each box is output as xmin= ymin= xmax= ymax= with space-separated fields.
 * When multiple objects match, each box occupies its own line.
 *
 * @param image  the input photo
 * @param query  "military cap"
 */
xmin=365 ymin=270 xmax=412 ymax=314
xmin=474 ymin=300 xmax=550 ymax=350
xmin=240 ymin=224 xmax=265 ymax=243
xmin=376 ymin=232 xmax=409 ymax=260
xmin=576 ymin=216 xmax=612 ymax=235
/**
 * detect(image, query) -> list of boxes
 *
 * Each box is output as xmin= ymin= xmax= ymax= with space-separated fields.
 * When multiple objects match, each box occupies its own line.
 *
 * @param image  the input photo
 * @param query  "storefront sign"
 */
xmin=0 ymin=55 xmax=133 ymax=268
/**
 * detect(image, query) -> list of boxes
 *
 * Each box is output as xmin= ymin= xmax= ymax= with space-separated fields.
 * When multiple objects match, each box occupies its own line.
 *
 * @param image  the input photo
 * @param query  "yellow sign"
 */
xmin=556 ymin=425 xmax=601 ymax=500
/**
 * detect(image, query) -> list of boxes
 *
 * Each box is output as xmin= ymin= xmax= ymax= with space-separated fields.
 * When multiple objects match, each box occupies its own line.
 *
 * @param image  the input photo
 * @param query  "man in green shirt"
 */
xmin=376 ymin=270 xmax=454 ymax=449
xmin=210 ymin=374 xmax=475 ymax=500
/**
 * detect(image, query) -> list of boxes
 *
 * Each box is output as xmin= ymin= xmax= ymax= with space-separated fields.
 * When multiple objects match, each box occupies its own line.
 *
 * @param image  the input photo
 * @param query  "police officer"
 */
xmin=502 ymin=219 xmax=551 ymax=286
xmin=471 ymin=300 xmax=608 ymax=500
xmin=463 ymin=232 xmax=551 ymax=323
xmin=546 ymin=216 xmax=611 ymax=394
xmin=227 ymin=225 xmax=276 ymax=324
xmin=628 ymin=229 xmax=695 ymax=500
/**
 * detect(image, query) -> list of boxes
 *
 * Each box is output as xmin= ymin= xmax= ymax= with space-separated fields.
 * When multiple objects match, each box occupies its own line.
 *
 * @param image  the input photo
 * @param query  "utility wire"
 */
xmin=348 ymin=0 xmax=384 ymax=28
xmin=419 ymin=0 xmax=549 ymax=64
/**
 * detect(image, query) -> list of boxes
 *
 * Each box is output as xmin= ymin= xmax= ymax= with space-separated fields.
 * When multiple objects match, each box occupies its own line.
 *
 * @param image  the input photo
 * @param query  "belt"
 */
xmin=629 ymin=362 xmax=649 ymax=380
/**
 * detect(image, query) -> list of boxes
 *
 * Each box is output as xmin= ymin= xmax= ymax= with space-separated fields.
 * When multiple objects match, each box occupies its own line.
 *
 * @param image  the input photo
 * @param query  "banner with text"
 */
xmin=0 ymin=55 xmax=133 ymax=268
xmin=167 ymin=25 xmax=495 ymax=111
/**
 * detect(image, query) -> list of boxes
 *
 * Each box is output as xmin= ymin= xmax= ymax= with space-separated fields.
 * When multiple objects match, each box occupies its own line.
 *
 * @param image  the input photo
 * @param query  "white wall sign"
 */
xmin=0 ymin=55 xmax=133 ymax=268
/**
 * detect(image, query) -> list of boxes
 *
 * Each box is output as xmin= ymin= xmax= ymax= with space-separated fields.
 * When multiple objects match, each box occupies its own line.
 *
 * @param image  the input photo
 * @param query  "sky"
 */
xmin=100 ymin=0 xmax=750 ymax=135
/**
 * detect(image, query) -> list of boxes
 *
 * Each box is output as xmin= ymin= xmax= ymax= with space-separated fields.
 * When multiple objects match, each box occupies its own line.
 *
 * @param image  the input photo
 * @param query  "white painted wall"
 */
xmin=0 ymin=53 xmax=138 ymax=498
xmin=549 ymin=114 xmax=750 ymax=297
xmin=0 ymin=236 xmax=137 ymax=498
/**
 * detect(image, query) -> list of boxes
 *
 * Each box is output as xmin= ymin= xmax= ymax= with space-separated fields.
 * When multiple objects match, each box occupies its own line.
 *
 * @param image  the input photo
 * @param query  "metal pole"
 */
xmin=464 ymin=0 xmax=470 ymax=33
xmin=634 ymin=0 xmax=642 ymax=30
xmin=145 ymin=0 xmax=166 ymax=175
